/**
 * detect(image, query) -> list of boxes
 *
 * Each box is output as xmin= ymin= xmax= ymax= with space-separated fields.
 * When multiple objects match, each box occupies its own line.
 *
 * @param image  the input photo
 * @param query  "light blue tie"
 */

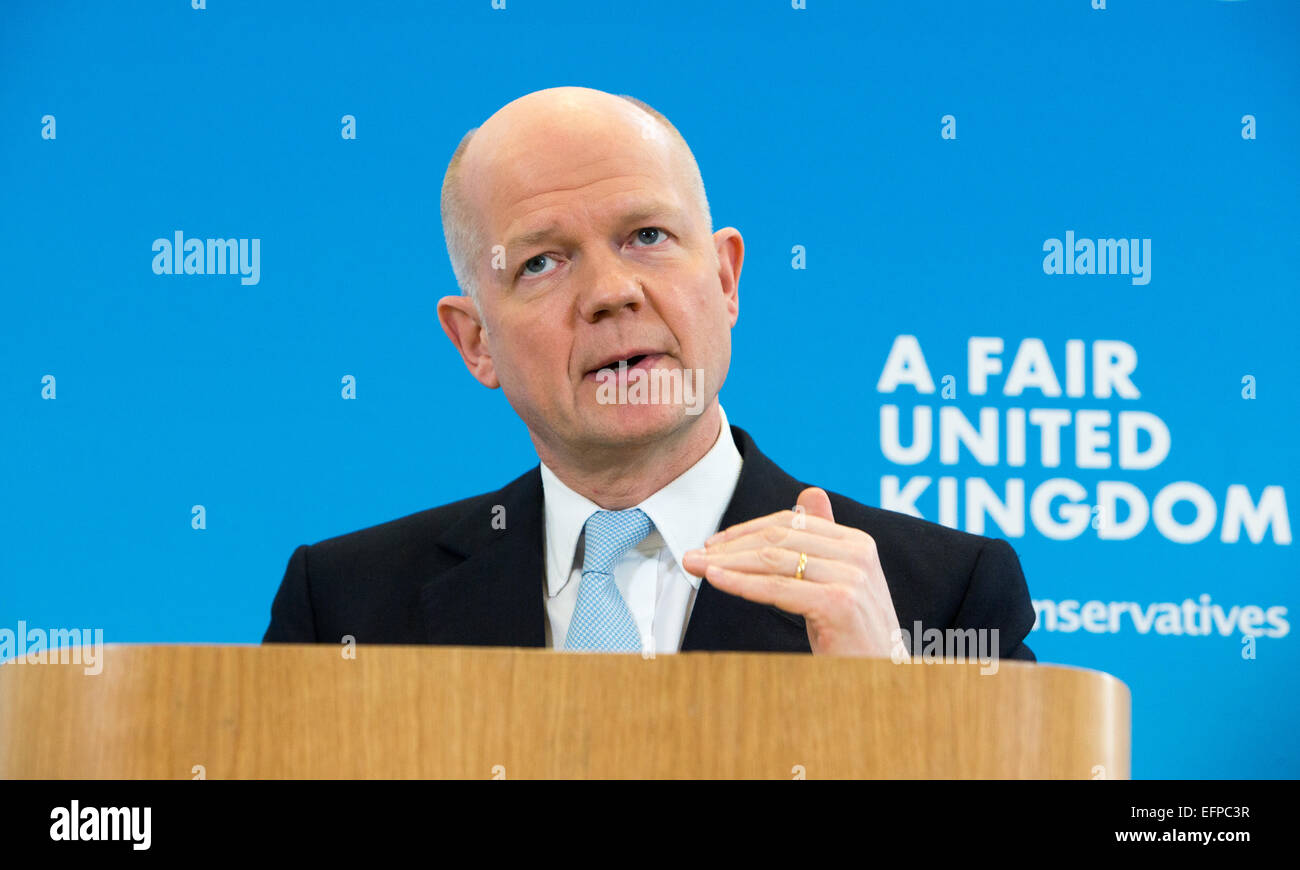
xmin=564 ymin=508 xmax=653 ymax=652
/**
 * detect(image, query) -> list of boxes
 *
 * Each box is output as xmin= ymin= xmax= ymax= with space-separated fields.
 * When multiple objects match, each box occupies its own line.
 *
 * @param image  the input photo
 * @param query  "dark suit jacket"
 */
xmin=263 ymin=425 xmax=1037 ymax=661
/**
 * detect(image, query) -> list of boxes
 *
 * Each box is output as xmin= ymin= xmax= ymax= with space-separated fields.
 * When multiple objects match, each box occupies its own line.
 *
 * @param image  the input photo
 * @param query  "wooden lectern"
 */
xmin=0 ymin=644 xmax=1129 ymax=779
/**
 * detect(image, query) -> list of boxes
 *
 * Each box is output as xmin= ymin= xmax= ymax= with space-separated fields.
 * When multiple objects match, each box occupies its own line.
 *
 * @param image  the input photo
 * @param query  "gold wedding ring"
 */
xmin=794 ymin=551 xmax=808 ymax=581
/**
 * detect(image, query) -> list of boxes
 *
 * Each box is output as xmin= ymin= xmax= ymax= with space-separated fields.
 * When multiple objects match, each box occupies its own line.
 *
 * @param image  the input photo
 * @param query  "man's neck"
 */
xmin=534 ymin=402 xmax=723 ymax=510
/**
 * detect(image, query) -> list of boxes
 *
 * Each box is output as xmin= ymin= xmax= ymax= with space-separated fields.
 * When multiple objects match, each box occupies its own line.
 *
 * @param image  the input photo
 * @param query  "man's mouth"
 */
xmin=584 ymin=351 xmax=665 ymax=381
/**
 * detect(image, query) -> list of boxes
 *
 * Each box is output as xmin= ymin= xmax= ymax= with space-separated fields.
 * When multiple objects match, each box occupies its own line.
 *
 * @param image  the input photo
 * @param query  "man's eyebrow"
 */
xmin=615 ymin=203 xmax=683 ymax=227
xmin=506 ymin=225 xmax=564 ymax=251
xmin=505 ymin=203 xmax=684 ymax=251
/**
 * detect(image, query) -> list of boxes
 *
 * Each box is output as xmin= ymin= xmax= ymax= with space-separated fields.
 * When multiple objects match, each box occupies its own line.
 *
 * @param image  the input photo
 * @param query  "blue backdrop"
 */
xmin=2 ymin=0 xmax=1296 ymax=779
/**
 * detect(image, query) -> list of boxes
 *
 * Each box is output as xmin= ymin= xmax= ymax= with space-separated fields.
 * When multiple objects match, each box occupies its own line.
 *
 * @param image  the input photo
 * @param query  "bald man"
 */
xmin=264 ymin=87 xmax=1036 ymax=662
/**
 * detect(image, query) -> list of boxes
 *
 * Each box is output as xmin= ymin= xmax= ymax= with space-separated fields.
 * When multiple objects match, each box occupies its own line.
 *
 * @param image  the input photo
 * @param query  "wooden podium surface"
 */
xmin=0 ymin=644 xmax=1130 ymax=779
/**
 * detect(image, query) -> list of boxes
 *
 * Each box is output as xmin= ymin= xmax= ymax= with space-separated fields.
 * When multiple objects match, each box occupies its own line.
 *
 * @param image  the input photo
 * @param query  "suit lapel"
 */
xmin=418 ymin=468 xmax=547 ymax=647
xmin=680 ymin=427 xmax=812 ymax=653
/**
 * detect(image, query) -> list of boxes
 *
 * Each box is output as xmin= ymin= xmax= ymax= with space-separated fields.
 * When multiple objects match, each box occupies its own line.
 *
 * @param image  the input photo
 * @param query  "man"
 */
xmin=263 ymin=86 xmax=1036 ymax=661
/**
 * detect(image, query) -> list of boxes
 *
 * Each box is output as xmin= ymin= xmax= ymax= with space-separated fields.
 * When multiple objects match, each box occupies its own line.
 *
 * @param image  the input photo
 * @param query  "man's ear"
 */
xmin=437 ymin=294 xmax=500 ymax=389
xmin=713 ymin=227 xmax=744 ymax=328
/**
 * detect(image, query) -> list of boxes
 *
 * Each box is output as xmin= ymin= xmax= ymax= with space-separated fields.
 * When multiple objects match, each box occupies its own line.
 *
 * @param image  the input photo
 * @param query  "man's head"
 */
xmin=437 ymin=86 xmax=743 ymax=465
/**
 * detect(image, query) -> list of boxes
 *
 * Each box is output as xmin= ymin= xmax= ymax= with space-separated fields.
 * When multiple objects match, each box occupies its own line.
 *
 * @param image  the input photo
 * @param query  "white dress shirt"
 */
xmin=540 ymin=405 xmax=744 ymax=655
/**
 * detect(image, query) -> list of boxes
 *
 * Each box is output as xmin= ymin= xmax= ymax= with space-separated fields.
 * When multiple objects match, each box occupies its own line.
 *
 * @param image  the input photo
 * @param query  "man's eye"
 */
xmin=521 ymin=254 xmax=556 ymax=277
xmin=633 ymin=227 xmax=668 ymax=246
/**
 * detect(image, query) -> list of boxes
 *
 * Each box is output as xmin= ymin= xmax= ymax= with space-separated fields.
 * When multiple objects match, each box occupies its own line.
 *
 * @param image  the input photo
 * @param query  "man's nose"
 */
xmin=577 ymin=249 xmax=647 ymax=322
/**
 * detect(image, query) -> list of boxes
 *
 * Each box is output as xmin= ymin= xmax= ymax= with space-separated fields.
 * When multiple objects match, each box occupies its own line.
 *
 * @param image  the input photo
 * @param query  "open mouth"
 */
xmin=585 ymin=352 xmax=663 ymax=380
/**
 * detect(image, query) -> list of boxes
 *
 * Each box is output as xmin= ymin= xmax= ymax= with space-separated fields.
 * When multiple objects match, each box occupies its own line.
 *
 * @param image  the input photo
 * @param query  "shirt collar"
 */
xmin=539 ymin=404 xmax=744 ymax=597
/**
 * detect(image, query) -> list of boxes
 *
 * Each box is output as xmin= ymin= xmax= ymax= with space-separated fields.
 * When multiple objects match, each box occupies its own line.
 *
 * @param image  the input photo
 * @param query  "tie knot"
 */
xmin=581 ymin=508 xmax=653 ymax=576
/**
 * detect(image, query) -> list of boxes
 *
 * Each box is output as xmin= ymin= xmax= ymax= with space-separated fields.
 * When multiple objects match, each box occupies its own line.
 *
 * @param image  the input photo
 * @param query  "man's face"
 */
xmin=445 ymin=94 xmax=742 ymax=457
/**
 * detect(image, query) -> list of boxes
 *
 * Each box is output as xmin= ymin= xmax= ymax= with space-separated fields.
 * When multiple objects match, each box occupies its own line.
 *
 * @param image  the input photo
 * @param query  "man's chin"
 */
xmin=579 ymin=401 xmax=701 ymax=448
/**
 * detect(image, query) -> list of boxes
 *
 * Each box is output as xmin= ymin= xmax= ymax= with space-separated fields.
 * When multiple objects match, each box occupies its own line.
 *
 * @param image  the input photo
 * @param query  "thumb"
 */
xmin=797 ymin=486 xmax=834 ymax=524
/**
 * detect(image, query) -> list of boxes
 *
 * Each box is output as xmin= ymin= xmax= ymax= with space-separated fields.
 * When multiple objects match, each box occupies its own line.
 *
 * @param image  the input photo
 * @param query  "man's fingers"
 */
xmin=685 ymin=547 xmax=851 ymax=584
xmin=698 ymin=527 xmax=862 ymax=562
xmin=705 ymin=507 xmax=851 ymax=546
xmin=702 ymin=565 xmax=819 ymax=615
xmin=797 ymin=486 xmax=834 ymax=523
